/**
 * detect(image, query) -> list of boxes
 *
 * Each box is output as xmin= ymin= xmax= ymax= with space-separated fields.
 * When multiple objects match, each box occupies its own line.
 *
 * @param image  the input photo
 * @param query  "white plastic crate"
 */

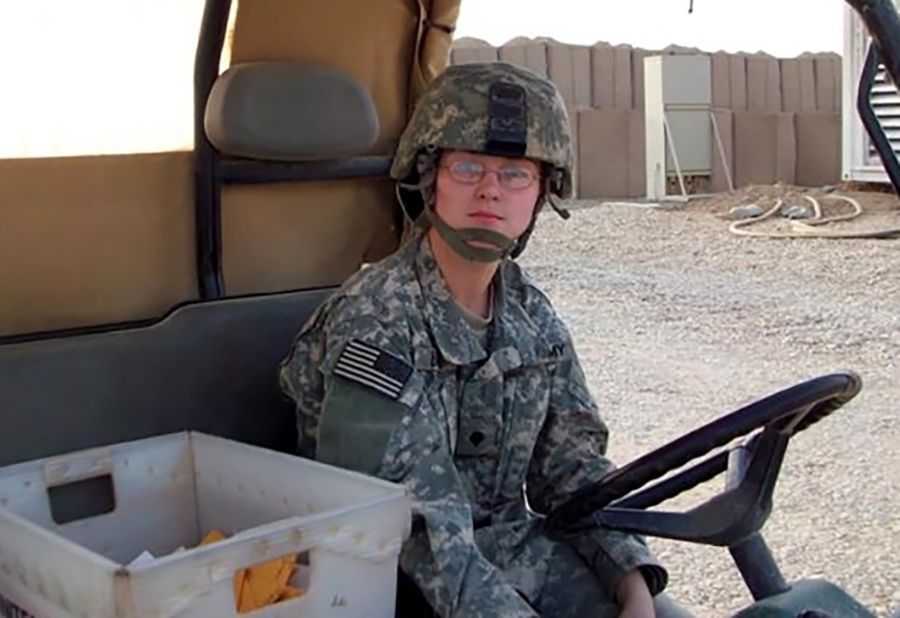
xmin=0 ymin=432 xmax=410 ymax=618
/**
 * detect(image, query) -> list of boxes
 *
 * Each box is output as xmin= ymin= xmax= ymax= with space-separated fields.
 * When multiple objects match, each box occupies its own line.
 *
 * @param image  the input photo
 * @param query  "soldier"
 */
xmin=281 ymin=62 xmax=687 ymax=617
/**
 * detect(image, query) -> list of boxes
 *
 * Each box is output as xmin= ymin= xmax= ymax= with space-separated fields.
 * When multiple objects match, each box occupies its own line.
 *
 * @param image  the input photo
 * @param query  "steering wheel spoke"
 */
xmin=544 ymin=372 xmax=862 ymax=547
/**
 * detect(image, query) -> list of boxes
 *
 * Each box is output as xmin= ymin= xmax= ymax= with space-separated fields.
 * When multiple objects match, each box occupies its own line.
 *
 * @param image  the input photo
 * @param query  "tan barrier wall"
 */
xmin=732 ymin=112 xmax=797 ymax=187
xmin=451 ymin=38 xmax=842 ymax=198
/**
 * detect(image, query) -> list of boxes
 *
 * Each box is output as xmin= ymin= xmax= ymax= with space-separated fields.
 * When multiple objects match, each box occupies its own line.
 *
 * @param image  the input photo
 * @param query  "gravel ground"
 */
xmin=519 ymin=188 xmax=900 ymax=617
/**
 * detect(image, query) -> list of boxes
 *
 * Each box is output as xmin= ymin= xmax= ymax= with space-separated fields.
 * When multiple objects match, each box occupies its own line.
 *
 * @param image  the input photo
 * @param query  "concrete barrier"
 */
xmin=450 ymin=37 xmax=497 ymax=64
xmin=782 ymin=55 xmax=818 ymax=113
xmin=577 ymin=108 xmax=644 ymax=198
xmin=631 ymin=47 xmax=651 ymax=110
xmin=799 ymin=54 xmax=818 ymax=113
xmin=449 ymin=38 xmax=843 ymax=194
xmin=746 ymin=53 xmax=782 ymax=112
xmin=613 ymin=45 xmax=634 ymax=109
xmin=733 ymin=112 xmax=796 ymax=186
xmin=591 ymin=43 xmax=616 ymax=109
xmin=729 ymin=54 xmax=748 ymax=111
xmin=712 ymin=52 xmax=732 ymax=109
xmin=547 ymin=41 xmax=592 ymax=110
xmin=795 ymin=113 xmax=841 ymax=186
xmin=498 ymin=37 xmax=548 ymax=77
xmin=814 ymin=53 xmax=841 ymax=113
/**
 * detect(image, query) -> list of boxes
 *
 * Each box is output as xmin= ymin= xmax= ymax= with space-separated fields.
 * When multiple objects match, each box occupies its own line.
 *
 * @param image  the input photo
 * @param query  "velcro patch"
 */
xmin=333 ymin=339 xmax=413 ymax=400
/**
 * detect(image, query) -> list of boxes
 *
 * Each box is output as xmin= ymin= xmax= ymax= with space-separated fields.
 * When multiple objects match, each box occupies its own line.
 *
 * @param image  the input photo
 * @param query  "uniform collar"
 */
xmin=492 ymin=264 xmax=559 ymax=367
xmin=414 ymin=234 xmax=488 ymax=365
xmin=413 ymin=234 xmax=557 ymax=368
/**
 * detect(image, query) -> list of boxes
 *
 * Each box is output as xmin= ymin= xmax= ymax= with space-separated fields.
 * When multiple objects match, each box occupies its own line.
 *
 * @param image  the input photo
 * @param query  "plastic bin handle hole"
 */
xmin=47 ymin=474 xmax=116 ymax=525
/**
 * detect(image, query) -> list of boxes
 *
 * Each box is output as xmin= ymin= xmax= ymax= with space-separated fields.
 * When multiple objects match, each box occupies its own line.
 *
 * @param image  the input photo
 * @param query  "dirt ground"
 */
xmin=520 ymin=183 xmax=900 ymax=617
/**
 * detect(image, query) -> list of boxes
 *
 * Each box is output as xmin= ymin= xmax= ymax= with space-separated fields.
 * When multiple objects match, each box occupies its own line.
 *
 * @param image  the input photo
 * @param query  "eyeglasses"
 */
xmin=440 ymin=159 xmax=539 ymax=190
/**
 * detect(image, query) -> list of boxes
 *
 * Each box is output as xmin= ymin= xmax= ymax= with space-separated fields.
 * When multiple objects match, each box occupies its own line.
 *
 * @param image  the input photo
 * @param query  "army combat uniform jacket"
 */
xmin=280 ymin=233 xmax=667 ymax=617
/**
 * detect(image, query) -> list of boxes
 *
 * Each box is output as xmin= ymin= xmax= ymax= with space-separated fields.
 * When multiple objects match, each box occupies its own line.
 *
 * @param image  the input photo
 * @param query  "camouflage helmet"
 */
xmin=391 ymin=62 xmax=574 ymax=199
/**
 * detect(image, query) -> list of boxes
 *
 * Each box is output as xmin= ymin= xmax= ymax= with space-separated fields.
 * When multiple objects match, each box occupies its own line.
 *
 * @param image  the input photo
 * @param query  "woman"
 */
xmin=281 ymin=62 xmax=679 ymax=618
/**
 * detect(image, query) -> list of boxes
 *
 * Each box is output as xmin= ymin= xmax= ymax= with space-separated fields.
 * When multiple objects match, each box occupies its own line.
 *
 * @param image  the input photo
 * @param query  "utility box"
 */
xmin=644 ymin=55 xmax=715 ymax=199
xmin=0 ymin=432 xmax=410 ymax=618
xmin=842 ymin=3 xmax=900 ymax=183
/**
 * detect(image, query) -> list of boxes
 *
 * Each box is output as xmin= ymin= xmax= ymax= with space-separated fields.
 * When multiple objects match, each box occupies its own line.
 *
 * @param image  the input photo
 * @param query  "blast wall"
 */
xmin=451 ymin=38 xmax=841 ymax=198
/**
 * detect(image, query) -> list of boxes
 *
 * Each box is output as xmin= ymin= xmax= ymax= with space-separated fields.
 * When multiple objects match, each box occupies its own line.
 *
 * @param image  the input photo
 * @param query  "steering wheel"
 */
xmin=543 ymin=372 xmax=862 ymax=545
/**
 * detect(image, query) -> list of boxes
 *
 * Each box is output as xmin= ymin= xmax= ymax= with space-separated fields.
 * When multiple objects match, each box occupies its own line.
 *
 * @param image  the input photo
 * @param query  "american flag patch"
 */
xmin=333 ymin=339 xmax=413 ymax=400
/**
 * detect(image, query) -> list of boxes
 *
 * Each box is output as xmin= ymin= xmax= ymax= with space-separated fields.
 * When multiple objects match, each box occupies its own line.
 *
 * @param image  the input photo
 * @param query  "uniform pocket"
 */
xmin=316 ymin=376 xmax=409 ymax=475
xmin=455 ymin=377 xmax=503 ymax=458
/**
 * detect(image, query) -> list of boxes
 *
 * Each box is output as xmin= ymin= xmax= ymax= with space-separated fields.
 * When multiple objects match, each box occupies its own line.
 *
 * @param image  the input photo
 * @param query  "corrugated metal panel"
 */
xmin=867 ymin=67 xmax=900 ymax=161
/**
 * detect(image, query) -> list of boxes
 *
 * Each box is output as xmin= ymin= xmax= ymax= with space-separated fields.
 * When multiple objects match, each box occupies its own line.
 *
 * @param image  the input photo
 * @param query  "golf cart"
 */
xmin=0 ymin=1 xmax=897 ymax=616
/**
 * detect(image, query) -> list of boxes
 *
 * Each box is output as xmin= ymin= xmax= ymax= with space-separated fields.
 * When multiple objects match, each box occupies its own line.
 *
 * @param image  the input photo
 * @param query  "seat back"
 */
xmin=0 ymin=289 xmax=331 ymax=467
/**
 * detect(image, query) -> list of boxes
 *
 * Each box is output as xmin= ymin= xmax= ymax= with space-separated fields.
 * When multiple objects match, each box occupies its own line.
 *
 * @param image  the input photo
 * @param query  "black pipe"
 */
xmin=846 ymin=0 xmax=900 ymax=89
xmin=193 ymin=0 xmax=232 ymax=299
xmin=729 ymin=534 xmax=791 ymax=601
xmin=856 ymin=44 xmax=900 ymax=196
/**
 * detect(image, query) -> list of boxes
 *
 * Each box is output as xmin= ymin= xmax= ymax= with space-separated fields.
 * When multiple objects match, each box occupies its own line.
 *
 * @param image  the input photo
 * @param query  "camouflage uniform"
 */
xmin=280 ymin=232 xmax=668 ymax=617
xmin=281 ymin=61 xmax=670 ymax=617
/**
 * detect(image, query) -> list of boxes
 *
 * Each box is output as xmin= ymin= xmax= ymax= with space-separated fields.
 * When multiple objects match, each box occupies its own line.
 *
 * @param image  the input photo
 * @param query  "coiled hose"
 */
xmin=729 ymin=194 xmax=900 ymax=239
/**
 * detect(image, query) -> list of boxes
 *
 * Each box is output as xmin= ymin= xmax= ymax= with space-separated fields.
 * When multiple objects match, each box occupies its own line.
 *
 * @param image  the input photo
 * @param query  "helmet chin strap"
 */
xmin=423 ymin=206 xmax=516 ymax=263
xmin=396 ymin=180 xmax=516 ymax=262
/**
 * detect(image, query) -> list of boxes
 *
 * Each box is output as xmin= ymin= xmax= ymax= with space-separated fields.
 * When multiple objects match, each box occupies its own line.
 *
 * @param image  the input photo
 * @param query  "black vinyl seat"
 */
xmin=0 ymin=289 xmax=332 ymax=467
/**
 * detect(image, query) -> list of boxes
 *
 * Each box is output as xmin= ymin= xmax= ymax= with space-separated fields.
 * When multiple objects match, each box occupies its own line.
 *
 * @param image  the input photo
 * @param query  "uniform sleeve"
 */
xmin=279 ymin=301 xmax=330 ymax=458
xmin=283 ymin=309 xmax=539 ymax=618
xmin=394 ymin=446 xmax=540 ymax=618
xmin=525 ymin=338 xmax=668 ymax=600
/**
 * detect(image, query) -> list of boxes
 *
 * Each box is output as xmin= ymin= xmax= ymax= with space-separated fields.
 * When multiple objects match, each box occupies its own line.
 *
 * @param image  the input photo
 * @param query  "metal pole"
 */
xmin=663 ymin=114 xmax=689 ymax=198
xmin=710 ymin=111 xmax=735 ymax=192
xmin=193 ymin=0 xmax=232 ymax=299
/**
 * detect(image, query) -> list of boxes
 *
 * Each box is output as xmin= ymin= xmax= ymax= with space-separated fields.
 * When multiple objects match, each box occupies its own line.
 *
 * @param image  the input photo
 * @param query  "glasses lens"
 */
xmin=449 ymin=161 xmax=485 ymax=184
xmin=499 ymin=167 xmax=535 ymax=189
